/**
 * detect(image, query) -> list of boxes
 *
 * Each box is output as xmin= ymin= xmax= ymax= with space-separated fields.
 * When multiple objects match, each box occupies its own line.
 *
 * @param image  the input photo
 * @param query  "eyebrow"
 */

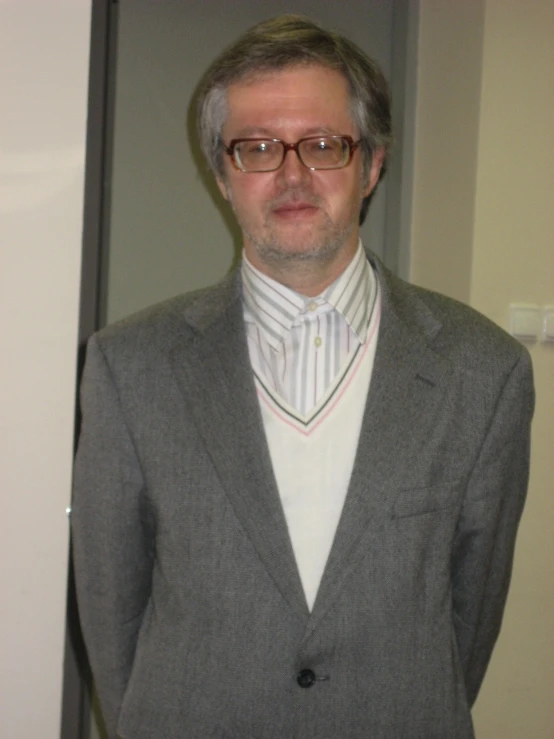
xmin=232 ymin=126 xmax=343 ymax=139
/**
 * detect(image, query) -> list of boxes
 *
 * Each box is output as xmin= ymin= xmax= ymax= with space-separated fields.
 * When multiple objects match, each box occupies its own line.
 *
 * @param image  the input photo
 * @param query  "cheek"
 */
xmin=322 ymin=173 xmax=363 ymax=214
xmin=230 ymin=176 xmax=272 ymax=211
xmin=226 ymin=184 xmax=262 ymax=226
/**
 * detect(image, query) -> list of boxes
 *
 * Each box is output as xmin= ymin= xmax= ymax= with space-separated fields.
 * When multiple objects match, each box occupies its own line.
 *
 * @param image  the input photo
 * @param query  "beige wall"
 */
xmin=0 ymin=3 xmax=90 ymax=738
xmin=411 ymin=0 xmax=486 ymax=303
xmin=412 ymin=1 xmax=554 ymax=735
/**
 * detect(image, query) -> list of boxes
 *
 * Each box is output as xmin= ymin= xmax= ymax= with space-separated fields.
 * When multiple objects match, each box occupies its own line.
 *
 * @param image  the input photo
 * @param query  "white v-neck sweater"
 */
xmin=255 ymin=299 xmax=380 ymax=610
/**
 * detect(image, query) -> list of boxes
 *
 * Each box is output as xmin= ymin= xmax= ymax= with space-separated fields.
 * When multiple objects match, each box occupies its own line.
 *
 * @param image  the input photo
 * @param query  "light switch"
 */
xmin=542 ymin=306 xmax=554 ymax=342
xmin=509 ymin=304 xmax=540 ymax=340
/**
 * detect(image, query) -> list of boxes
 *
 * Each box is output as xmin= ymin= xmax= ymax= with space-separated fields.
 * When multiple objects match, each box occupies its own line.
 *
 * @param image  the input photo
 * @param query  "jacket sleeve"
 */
xmin=451 ymin=347 xmax=534 ymax=706
xmin=71 ymin=334 xmax=154 ymax=738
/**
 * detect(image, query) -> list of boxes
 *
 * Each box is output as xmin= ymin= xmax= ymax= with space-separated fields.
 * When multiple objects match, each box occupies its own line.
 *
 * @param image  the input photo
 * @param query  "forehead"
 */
xmin=223 ymin=64 xmax=354 ymax=137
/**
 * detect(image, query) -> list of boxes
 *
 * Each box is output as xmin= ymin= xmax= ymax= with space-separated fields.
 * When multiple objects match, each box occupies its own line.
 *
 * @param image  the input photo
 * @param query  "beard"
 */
xmin=230 ymin=188 xmax=361 ymax=271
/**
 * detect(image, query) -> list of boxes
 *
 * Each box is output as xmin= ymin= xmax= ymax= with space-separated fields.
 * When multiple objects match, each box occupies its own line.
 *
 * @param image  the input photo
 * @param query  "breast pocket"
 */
xmin=392 ymin=480 xmax=463 ymax=518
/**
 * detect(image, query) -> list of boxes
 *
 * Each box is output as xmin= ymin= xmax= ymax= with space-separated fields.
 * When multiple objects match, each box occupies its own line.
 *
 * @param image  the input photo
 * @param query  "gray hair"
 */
xmin=196 ymin=15 xmax=393 ymax=224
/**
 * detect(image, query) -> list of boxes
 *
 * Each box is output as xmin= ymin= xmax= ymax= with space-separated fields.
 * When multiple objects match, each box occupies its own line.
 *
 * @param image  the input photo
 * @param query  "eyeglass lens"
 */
xmin=234 ymin=137 xmax=350 ymax=172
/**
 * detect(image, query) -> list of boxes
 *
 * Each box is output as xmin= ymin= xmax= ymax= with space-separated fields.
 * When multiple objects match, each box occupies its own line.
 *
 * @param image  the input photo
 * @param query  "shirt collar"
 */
xmin=241 ymin=240 xmax=376 ymax=350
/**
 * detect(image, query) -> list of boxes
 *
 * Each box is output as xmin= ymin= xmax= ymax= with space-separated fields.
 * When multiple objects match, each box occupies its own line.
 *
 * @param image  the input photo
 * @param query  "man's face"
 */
xmin=216 ymin=65 xmax=384 ymax=281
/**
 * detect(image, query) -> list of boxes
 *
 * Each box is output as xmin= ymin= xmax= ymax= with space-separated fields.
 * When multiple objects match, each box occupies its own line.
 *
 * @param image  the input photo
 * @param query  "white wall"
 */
xmin=0 ymin=3 xmax=91 ymax=737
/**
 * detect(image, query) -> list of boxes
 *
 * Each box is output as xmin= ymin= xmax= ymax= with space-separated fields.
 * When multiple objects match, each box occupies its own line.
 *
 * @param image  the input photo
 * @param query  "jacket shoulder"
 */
xmin=91 ymin=273 xmax=240 ymax=358
xmin=385 ymin=271 xmax=529 ymax=373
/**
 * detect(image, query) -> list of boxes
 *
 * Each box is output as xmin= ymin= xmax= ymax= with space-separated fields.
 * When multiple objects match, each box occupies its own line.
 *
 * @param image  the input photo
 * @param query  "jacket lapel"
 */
xmin=168 ymin=274 xmax=309 ymax=620
xmin=306 ymin=261 xmax=453 ymax=634
xmin=166 ymin=258 xmax=453 ymax=631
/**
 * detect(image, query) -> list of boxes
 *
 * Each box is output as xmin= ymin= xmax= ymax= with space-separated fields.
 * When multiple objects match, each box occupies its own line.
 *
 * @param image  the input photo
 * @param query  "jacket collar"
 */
xmin=180 ymin=248 xmax=443 ymax=349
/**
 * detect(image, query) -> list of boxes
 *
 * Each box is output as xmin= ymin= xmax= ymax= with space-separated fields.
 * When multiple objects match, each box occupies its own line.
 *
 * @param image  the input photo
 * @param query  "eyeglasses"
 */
xmin=224 ymin=135 xmax=361 ymax=173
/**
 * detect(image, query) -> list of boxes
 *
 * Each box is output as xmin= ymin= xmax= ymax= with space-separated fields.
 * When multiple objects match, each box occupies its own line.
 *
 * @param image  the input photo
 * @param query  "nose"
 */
xmin=276 ymin=147 xmax=311 ymax=187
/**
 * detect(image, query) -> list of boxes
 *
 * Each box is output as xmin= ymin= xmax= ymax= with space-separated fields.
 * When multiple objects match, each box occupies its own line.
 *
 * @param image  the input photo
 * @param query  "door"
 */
xmin=63 ymin=2 xmax=417 ymax=737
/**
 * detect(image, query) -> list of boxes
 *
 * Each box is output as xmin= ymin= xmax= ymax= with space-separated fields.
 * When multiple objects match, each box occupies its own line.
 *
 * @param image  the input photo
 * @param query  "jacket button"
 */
xmin=296 ymin=668 xmax=316 ymax=688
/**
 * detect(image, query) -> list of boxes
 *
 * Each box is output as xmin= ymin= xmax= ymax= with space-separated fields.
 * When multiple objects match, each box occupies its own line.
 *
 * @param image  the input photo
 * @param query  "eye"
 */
xmin=241 ymin=140 xmax=278 ymax=156
xmin=302 ymin=137 xmax=341 ymax=158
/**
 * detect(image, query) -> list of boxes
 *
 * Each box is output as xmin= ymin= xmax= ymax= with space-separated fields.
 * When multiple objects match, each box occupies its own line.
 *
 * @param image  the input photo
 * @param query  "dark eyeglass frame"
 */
xmin=224 ymin=135 xmax=362 ymax=172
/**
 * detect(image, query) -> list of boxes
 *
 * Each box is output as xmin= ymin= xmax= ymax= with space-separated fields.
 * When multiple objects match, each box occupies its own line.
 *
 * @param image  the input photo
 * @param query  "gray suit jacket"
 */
xmin=72 ymin=253 xmax=534 ymax=739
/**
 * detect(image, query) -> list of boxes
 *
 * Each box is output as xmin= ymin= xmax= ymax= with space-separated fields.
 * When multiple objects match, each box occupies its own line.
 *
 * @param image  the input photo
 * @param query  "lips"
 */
xmin=272 ymin=200 xmax=319 ymax=217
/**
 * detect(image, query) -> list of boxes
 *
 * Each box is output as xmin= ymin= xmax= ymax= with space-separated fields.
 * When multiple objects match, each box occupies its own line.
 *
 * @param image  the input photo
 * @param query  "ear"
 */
xmin=216 ymin=175 xmax=230 ymax=201
xmin=362 ymin=147 xmax=386 ymax=198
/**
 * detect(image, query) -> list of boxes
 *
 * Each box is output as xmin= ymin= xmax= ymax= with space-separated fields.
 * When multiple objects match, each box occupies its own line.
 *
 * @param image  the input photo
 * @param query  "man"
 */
xmin=72 ymin=15 xmax=534 ymax=739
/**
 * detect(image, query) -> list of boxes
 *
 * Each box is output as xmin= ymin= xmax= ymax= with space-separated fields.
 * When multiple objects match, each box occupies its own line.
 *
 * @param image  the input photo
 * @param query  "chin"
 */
xmin=255 ymin=237 xmax=343 ymax=266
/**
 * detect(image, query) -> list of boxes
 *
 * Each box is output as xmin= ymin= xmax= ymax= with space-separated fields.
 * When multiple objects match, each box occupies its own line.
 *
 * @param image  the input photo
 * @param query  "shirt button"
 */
xmin=296 ymin=668 xmax=316 ymax=688
xmin=314 ymin=336 xmax=322 ymax=348
xmin=308 ymin=301 xmax=318 ymax=312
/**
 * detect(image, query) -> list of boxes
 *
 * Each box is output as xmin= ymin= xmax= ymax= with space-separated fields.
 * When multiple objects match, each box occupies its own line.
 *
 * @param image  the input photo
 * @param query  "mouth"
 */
xmin=272 ymin=201 xmax=319 ymax=219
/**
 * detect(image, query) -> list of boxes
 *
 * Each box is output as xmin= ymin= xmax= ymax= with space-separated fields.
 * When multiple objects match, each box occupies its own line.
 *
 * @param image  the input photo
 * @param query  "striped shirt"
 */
xmin=242 ymin=242 xmax=378 ymax=417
